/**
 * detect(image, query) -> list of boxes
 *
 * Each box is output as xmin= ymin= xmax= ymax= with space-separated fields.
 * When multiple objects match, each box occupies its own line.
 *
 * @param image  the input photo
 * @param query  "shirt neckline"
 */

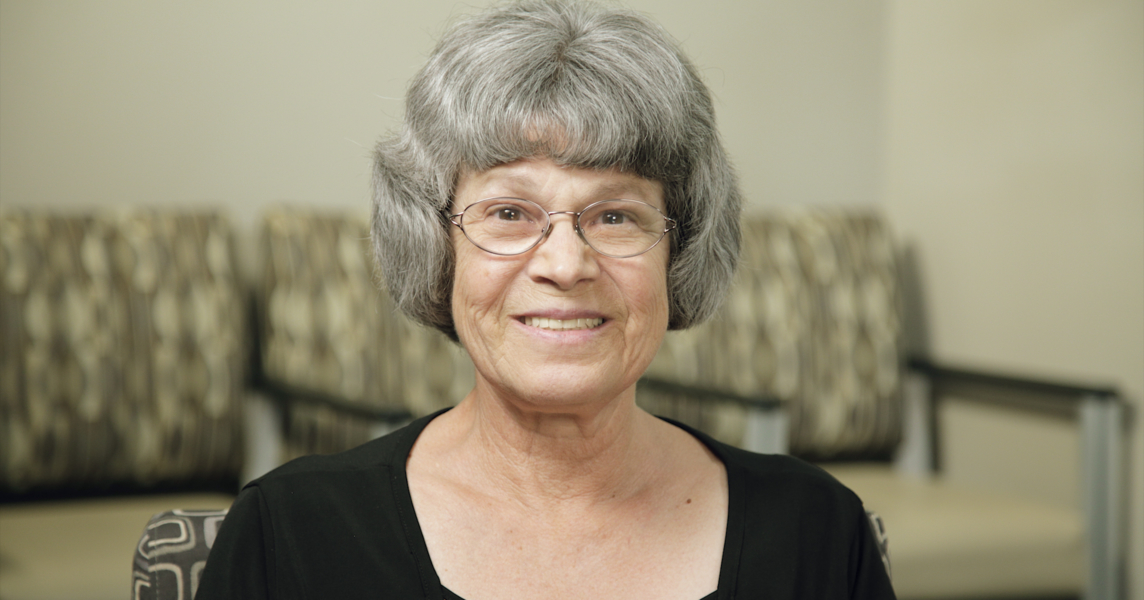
xmin=387 ymin=408 xmax=745 ymax=600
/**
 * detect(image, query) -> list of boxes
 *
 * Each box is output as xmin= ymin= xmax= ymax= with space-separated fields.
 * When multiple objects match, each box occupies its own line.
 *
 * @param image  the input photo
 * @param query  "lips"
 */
xmin=522 ymin=316 xmax=605 ymax=331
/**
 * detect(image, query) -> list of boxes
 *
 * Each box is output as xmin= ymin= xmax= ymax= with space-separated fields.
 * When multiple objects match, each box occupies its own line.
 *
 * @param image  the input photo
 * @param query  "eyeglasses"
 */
xmin=449 ymin=197 xmax=676 ymax=258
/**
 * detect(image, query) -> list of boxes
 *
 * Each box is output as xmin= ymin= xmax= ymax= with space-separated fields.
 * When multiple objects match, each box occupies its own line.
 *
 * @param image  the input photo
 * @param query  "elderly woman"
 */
xmin=198 ymin=1 xmax=894 ymax=598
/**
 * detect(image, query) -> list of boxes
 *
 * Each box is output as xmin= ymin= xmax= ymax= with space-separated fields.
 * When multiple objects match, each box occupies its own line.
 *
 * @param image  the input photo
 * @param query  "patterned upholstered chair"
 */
xmin=643 ymin=210 xmax=902 ymax=461
xmin=0 ymin=209 xmax=244 ymax=600
xmin=254 ymin=207 xmax=472 ymax=460
xmin=1 ymin=209 xmax=245 ymax=493
xmin=640 ymin=209 xmax=1126 ymax=600
xmin=132 ymin=508 xmax=229 ymax=600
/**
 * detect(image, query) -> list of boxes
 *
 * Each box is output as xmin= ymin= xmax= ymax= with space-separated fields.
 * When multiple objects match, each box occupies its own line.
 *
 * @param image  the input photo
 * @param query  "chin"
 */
xmin=493 ymin=364 xmax=636 ymax=412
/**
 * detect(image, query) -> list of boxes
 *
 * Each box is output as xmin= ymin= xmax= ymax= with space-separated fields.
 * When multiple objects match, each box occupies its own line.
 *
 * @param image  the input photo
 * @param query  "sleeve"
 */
xmin=849 ymin=507 xmax=897 ymax=599
xmin=195 ymin=485 xmax=277 ymax=599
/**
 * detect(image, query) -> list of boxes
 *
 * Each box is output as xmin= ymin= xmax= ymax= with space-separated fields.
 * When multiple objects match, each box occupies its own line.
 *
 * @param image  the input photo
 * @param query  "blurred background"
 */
xmin=1 ymin=1 xmax=1140 ymax=598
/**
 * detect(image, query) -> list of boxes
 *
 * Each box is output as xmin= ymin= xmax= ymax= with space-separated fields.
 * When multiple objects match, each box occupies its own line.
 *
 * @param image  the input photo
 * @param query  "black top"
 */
xmin=197 ymin=410 xmax=895 ymax=599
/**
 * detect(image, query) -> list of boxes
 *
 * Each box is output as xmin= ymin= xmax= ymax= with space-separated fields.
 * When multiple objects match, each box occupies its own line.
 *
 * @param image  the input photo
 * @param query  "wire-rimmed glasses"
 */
xmin=449 ymin=197 xmax=676 ymax=258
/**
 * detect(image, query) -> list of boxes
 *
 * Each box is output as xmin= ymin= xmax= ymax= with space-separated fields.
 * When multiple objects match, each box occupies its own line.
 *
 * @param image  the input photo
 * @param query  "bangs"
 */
xmin=455 ymin=75 xmax=695 ymax=185
xmin=407 ymin=5 xmax=709 ymax=189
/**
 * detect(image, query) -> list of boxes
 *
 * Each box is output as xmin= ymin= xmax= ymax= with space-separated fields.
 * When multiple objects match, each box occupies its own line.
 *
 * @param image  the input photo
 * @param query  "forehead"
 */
xmin=455 ymin=158 xmax=664 ymax=208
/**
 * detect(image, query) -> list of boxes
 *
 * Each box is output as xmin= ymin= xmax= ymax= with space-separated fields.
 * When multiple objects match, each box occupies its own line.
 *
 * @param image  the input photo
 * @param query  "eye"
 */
xmin=599 ymin=211 xmax=628 ymax=225
xmin=495 ymin=207 xmax=522 ymax=221
xmin=478 ymin=200 xmax=536 ymax=223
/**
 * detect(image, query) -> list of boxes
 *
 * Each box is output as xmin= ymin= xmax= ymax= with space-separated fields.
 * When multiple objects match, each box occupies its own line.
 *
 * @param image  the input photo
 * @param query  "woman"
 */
xmin=198 ymin=1 xmax=894 ymax=598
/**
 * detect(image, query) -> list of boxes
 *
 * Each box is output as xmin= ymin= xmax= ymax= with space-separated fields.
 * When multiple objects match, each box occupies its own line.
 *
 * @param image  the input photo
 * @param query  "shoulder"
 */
xmin=665 ymin=418 xmax=863 ymax=511
xmin=678 ymin=428 xmax=895 ymax=595
xmin=719 ymin=441 xmax=863 ymax=510
xmin=724 ymin=451 xmax=896 ymax=596
xmin=669 ymin=420 xmax=869 ymax=536
xmin=201 ymin=413 xmax=444 ymax=597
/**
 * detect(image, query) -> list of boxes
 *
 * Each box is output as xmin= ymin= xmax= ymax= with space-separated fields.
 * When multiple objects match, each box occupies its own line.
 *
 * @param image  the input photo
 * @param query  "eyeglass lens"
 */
xmin=457 ymin=198 xmax=671 ymax=258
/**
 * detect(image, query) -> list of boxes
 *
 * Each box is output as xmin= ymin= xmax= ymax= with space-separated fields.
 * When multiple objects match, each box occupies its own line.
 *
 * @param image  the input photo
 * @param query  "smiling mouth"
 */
xmin=522 ymin=316 xmax=604 ymax=331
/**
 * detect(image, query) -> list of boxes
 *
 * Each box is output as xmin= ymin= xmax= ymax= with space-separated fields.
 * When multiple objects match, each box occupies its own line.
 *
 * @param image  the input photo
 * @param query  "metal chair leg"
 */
xmin=1080 ymin=396 xmax=1124 ymax=600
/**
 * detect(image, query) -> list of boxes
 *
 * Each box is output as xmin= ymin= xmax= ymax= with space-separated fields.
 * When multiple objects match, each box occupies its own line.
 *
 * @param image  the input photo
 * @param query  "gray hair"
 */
xmin=372 ymin=0 xmax=741 ymax=341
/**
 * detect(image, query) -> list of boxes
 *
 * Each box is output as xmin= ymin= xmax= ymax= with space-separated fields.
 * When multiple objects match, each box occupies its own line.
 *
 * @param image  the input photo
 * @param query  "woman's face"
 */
xmin=451 ymin=157 xmax=671 ymax=412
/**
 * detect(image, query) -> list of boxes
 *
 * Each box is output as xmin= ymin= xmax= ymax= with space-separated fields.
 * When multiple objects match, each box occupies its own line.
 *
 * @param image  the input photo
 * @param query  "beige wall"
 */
xmin=1 ymin=0 xmax=884 ymax=284
xmin=0 ymin=0 xmax=471 ymax=270
xmin=882 ymin=1 xmax=1144 ymax=596
xmin=626 ymin=0 xmax=885 ymax=209
xmin=2 ymin=0 xmax=1141 ymax=595
xmin=0 ymin=0 xmax=883 ymax=242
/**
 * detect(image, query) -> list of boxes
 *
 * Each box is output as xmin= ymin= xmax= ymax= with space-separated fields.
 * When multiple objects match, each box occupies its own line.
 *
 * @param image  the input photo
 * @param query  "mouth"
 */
xmin=521 ymin=316 xmax=605 ymax=331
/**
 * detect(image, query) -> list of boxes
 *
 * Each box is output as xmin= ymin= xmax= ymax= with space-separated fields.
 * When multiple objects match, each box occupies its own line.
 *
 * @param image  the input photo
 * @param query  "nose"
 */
xmin=526 ymin=213 xmax=599 ymax=290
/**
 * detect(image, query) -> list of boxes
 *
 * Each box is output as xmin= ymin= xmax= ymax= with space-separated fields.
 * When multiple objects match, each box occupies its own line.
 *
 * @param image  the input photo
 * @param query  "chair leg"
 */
xmin=243 ymin=392 xmax=285 ymax=485
xmin=894 ymin=371 xmax=934 ymax=478
xmin=1080 ymin=396 xmax=1124 ymax=600
xmin=743 ymin=405 xmax=789 ymax=455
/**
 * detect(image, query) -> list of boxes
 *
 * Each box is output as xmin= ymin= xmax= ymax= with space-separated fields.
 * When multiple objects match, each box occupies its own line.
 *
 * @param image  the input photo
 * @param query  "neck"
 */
xmin=438 ymin=380 xmax=663 ymax=507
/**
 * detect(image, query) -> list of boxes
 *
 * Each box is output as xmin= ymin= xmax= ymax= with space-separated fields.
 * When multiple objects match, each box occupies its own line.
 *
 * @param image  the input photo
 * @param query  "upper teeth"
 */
xmin=524 ymin=317 xmax=603 ymax=331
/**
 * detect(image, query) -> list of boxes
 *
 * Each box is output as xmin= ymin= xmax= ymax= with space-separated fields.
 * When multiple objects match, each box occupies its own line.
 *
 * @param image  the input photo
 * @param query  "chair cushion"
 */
xmin=825 ymin=464 xmax=1083 ymax=598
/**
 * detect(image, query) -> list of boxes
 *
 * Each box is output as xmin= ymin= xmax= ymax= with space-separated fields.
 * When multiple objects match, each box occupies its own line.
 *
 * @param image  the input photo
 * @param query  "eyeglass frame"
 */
xmin=448 ymin=197 xmax=678 ymax=258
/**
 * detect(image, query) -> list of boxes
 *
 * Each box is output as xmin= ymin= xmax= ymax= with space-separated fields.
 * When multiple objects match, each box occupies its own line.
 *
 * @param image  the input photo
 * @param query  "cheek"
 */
xmin=649 ymin=275 xmax=671 ymax=330
xmin=647 ymin=247 xmax=672 ymax=313
xmin=450 ymin=245 xmax=514 ymax=337
xmin=450 ymin=243 xmax=482 ymax=335
xmin=623 ymin=250 xmax=671 ymax=327
xmin=452 ymin=250 xmax=483 ymax=313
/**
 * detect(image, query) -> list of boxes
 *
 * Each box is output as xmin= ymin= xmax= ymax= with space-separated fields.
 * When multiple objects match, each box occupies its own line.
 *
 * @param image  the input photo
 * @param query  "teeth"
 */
xmin=524 ymin=316 xmax=603 ymax=331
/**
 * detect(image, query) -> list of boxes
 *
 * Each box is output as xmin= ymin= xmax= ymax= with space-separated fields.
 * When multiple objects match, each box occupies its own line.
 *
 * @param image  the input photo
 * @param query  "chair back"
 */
xmin=643 ymin=209 xmax=903 ymax=460
xmin=1 ymin=209 xmax=244 ymax=496
xmin=258 ymin=207 xmax=473 ymax=458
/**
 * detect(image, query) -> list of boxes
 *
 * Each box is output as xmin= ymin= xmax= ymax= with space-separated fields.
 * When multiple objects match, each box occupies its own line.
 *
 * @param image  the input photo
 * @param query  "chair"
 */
xmin=639 ymin=209 xmax=1127 ymax=600
xmin=132 ymin=508 xmax=230 ymax=600
xmin=0 ymin=209 xmax=245 ymax=600
xmin=0 ymin=209 xmax=246 ymax=494
xmin=254 ymin=207 xmax=470 ymax=461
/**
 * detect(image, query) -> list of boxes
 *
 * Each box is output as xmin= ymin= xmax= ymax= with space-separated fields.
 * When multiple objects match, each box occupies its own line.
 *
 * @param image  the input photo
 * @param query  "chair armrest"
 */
xmin=906 ymin=356 xmax=1121 ymax=418
xmin=637 ymin=377 xmax=784 ymax=412
xmin=637 ymin=377 xmax=789 ymax=454
xmin=905 ymin=355 xmax=1127 ymax=600
xmin=255 ymin=377 xmax=414 ymax=424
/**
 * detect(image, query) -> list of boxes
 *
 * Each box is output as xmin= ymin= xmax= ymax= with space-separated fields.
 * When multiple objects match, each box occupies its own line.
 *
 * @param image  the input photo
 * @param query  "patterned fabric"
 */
xmin=643 ymin=209 xmax=902 ymax=460
xmin=0 ymin=209 xmax=245 ymax=492
xmin=866 ymin=510 xmax=892 ymax=581
xmin=133 ymin=508 xmax=230 ymax=600
xmin=259 ymin=208 xmax=472 ymax=459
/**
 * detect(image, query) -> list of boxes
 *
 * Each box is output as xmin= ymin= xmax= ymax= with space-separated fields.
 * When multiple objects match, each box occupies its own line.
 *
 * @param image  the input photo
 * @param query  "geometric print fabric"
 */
xmin=0 ymin=209 xmax=245 ymax=493
xmin=259 ymin=208 xmax=473 ymax=459
xmin=643 ymin=209 xmax=903 ymax=460
xmin=132 ymin=509 xmax=229 ymax=600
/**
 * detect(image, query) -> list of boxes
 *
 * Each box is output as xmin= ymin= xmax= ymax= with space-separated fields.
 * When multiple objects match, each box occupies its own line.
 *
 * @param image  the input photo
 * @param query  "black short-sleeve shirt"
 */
xmin=197 ymin=410 xmax=895 ymax=599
